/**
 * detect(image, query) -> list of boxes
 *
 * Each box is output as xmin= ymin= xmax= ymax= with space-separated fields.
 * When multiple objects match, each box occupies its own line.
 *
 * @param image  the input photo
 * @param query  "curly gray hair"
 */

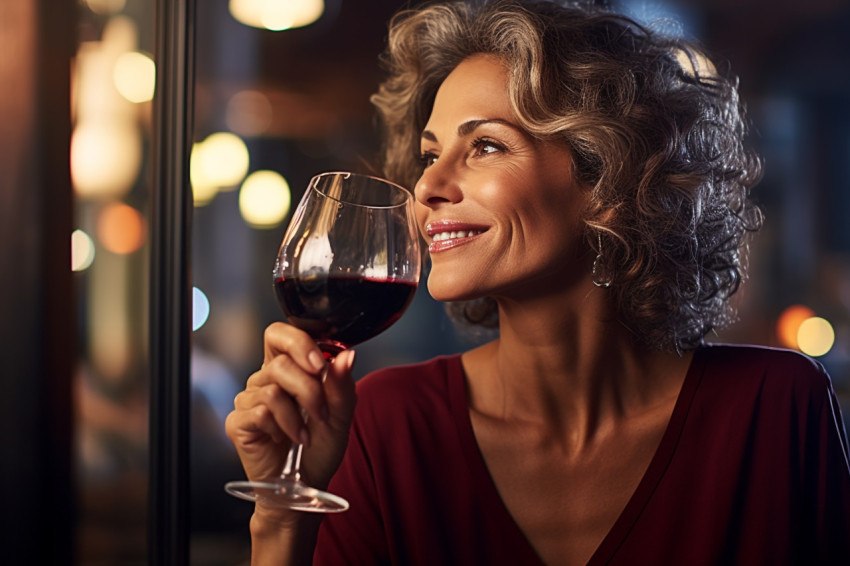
xmin=371 ymin=0 xmax=763 ymax=351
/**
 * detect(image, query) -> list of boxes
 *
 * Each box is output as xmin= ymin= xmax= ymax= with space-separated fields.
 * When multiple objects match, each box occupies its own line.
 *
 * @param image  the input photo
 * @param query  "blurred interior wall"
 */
xmin=0 ymin=0 xmax=75 ymax=563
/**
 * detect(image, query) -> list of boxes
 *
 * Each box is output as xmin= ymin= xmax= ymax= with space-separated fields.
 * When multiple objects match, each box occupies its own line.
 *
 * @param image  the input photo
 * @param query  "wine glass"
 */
xmin=225 ymin=171 xmax=421 ymax=512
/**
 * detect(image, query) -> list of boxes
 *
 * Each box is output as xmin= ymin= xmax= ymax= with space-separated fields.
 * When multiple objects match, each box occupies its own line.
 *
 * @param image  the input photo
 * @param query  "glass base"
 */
xmin=224 ymin=478 xmax=349 ymax=513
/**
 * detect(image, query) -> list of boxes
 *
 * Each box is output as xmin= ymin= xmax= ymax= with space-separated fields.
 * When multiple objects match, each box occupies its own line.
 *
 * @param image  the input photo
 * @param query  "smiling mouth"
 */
xmin=431 ymin=229 xmax=485 ymax=242
xmin=427 ymin=227 xmax=487 ymax=253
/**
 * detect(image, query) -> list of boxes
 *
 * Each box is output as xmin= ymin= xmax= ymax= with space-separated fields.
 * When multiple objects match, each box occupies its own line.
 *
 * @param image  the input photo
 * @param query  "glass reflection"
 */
xmin=73 ymin=1 xmax=153 ymax=564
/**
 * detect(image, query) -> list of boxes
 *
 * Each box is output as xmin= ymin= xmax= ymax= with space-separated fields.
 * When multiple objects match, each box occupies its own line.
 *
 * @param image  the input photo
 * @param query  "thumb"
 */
xmin=324 ymin=349 xmax=357 ymax=421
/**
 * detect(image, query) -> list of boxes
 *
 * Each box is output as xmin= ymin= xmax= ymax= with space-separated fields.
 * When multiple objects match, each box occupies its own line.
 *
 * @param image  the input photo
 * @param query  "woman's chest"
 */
xmin=470 ymin=414 xmax=670 ymax=566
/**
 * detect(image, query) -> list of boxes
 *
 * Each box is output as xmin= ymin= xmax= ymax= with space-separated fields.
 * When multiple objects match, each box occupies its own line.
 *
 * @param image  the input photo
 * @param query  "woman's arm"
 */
xmin=225 ymin=322 xmax=357 ymax=565
xmin=249 ymin=507 xmax=323 ymax=566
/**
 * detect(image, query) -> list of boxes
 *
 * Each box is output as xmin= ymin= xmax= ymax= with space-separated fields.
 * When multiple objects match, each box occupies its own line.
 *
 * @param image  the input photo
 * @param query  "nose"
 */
xmin=414 ymin=157 xmax=463 ymax=208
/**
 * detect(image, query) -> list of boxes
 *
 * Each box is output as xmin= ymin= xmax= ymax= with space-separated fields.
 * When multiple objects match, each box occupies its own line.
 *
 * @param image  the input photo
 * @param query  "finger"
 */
xmin=244 ymin=355 xmax=329 ymax=424
xmin=225 ymin=401 xmax=288 ymax=447
xmin=263 ymin=322 xmax=326 ymax=375
xmin=234 ymin=383 xmax=309 ymax=445
xmin=324 ymin=349 xmax=357 ymax=425
xmin=262 ymin=355 xmax=329 ymax=426
xmin=224 ymin=410 xmax=291 ymax=484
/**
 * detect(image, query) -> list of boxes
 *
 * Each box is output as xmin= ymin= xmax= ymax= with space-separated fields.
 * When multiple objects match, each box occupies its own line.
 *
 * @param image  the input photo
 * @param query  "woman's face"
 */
xmin=415 ymin=54 xmax=590 ymax=303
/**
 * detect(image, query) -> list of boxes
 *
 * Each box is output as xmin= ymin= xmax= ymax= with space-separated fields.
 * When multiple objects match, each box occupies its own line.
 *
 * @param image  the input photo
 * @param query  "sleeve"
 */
xmin=801 ymin=366 xmax=850 ymax=564
xmin=312 ymin=409 xmax=389 ymax=566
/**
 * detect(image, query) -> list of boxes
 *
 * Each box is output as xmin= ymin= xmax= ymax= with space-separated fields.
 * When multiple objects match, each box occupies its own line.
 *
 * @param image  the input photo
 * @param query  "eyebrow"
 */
xmin=420 ymin=118 xmax=520 ymax=143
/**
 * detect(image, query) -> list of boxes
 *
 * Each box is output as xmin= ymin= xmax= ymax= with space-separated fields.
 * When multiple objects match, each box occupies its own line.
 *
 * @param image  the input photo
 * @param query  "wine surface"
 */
xmin=274 ymin=275 xmax=417 ymax=351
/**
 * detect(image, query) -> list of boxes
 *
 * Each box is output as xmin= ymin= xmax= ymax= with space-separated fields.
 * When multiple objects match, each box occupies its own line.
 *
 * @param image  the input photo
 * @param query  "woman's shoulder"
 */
xmin=354 ymin=354 xmax=464 ymax=410
xmin=698 ymin=343 xmax=833 ymax=398
xmin=701 ymin=343 xmax=826 ymax=373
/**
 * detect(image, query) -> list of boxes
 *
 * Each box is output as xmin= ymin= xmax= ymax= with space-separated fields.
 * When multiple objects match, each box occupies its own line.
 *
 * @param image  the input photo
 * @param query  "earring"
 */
xmin=592 ymin=232 xmax=612 ymax=288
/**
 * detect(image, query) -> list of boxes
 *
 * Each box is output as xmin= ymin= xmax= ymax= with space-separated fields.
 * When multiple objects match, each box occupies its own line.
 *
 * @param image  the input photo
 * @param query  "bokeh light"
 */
xmin=113 ymin=51 xmax=156 ymax=103
xmin=97 ymin=203 xmax=147 ymax=254
xmin=71 ymin=120 xmax=142 ymax=199
xmin=73 ymin=17 xmax=139 ymax=123
xmin=776 ymin=304 xmax=816 ymax=350
xmin=100 ymin=14 xmax=137 ymax=54
xmin=190 ymin=141 xmax=219 ymax=206
xmin=226 ymin=90 xmax=273 ymax=137
xmin=88 ymin=248 xmax=132 ymax=381
xmin=797 ymin=317 xmax=835 ymax=357
xmin=71 ymin=229 xmax=96 ymax=272
xmin=193 ymin=287 xmax=211 ymax=331
xmin=192 ymin=132 xmax=250 ymax=192
xmin=229 ymin=0 xmax=324 ymax=31
xmin=238 ymin=170 xmax=292 ymax=228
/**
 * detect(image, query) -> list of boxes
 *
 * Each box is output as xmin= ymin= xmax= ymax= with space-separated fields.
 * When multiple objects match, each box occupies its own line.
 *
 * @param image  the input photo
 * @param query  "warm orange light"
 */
xmin=97 ymin=203 xmax=146 ymax=254
xmin=776 ymin=304 xmax=816 ymax=350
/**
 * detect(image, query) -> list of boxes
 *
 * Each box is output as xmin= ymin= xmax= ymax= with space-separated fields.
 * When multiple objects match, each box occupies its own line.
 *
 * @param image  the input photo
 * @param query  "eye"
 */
xmin=471 ymin=137 xmax=506 ymax=156
xmin=418 ymin=151 xmax=439 ymax=168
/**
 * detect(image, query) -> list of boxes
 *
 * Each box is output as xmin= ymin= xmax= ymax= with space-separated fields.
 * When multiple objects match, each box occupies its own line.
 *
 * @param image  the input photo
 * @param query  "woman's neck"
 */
xmin=461 ymin=286 xmax=692 ymax=452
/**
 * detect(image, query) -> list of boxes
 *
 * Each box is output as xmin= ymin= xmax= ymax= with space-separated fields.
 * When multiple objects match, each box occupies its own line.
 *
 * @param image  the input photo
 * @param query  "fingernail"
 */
xmin=343 ymin=349 xmax=356 ymax=371
xmin=299 ymin=427 xmax=311 ymax=448
xmin=308 ymin=350 xmax=325 ymax=373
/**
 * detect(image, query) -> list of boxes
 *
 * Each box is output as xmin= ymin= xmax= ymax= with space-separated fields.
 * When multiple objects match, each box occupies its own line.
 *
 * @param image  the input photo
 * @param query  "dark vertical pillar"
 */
xmin=0 ymin=0 xmax=75 ymax=563
xmin=149 ymin=0 xmax=195 ymax=564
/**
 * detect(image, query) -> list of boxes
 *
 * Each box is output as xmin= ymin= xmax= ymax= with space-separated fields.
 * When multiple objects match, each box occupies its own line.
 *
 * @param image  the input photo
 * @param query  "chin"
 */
xmin=426 ymin=272 xmax=483 ymax=304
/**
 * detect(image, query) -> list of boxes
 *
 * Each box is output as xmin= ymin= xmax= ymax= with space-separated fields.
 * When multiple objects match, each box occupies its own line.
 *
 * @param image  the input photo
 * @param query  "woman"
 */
xmin=226 ymin=1 xmax=850 ymax=564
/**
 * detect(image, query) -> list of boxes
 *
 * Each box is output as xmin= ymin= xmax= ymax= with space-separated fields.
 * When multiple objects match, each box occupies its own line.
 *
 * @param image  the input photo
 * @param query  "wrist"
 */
xmin=250 ymin=503 xmax=301 ymax=534
xmin=249 ymin=506 xmax=323 ymax=566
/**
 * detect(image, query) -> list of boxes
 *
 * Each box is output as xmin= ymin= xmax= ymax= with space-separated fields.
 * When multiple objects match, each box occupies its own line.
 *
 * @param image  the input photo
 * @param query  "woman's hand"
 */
xmin=225 ymin=322 xmax=357 ymax=517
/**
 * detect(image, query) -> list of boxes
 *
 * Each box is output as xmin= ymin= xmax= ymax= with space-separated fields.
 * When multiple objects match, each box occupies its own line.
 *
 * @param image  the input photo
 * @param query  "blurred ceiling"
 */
xmin=192 ymin=0 xmax=850 ymax=144
xmin=194 ymin=0 xmax=423 ymax=142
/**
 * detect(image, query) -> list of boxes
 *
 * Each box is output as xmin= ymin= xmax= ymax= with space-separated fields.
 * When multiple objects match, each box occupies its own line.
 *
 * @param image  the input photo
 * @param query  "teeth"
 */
xmin=432 ymin=230 xmax=482 ymax=242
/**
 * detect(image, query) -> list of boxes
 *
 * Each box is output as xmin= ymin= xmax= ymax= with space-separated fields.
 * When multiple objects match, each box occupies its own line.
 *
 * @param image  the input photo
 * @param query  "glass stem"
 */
xmin=281 ymin=443 xmax=303 ymax=482
xmin=279 ymin=351 xmax=335 ymax=484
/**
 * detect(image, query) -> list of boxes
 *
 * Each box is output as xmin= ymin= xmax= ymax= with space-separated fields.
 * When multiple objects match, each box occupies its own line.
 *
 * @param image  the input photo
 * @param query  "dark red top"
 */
xmin=315 ymin=345 xmax=850 ymax=565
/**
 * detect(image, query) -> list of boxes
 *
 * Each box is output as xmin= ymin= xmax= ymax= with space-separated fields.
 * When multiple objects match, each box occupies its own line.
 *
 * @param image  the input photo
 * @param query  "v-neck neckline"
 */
xmin=447 ymin=348 xmax=707 ymax=565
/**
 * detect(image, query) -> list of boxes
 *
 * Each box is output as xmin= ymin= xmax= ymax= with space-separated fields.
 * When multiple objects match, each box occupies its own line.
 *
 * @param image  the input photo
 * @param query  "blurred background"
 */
xmin=2 ymin=0 xmax=848 ymax=564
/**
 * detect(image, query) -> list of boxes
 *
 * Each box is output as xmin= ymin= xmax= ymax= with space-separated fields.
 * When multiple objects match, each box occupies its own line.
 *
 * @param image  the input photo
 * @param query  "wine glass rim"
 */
xmin=310 ymin=171 xmax=412 ymax=209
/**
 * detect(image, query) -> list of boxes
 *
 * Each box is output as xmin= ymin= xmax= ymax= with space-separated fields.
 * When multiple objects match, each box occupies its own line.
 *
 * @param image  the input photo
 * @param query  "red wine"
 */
xmin=274 ymin=275 xmax=417 ymax=353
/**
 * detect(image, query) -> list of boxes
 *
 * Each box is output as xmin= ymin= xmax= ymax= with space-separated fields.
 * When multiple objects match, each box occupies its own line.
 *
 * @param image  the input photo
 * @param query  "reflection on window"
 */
xmin=72 ymin=2 xmax=152 ymax=564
